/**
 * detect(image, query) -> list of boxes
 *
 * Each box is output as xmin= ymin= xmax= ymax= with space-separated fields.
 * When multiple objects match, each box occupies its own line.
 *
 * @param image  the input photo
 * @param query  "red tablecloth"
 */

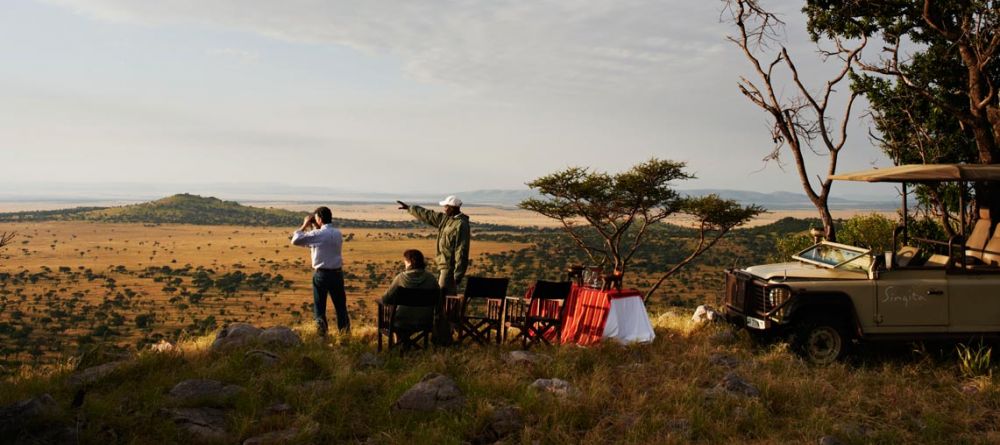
xmin=561 ymin=285 xmax=643 ymax=345
xmin=525 ymin=284 xmax=643 ymax=345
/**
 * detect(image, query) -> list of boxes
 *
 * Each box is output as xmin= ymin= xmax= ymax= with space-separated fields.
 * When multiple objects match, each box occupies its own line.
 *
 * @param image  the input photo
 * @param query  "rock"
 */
xmin=836 ymin=422 xmax=871 ymax=438
xmin=245 ymin=350 xmax=280 ymax=367
xmin=243 ymin=428 xmax=299 ymax=445
xmin=169 ymin=379 xmax=245 ymax=406
xmin=529 ymin=378 xmax=578 ymax=398
xmin=714 ymin=372 xmax=760 ymax=398
xmin=818 ymin=435 xmax=844 ymax=445
xmin=295 ymin=380 xmax=333 ymax=394
xmin=68 ymin=361 xmax=125 ymax=387
xmin=163 ymin=407 xmax=229 ymax=442
xmin=709 ymin=330 xmax=738 ymax=345
xmin=0 ymin=394 xmax=59 ymax=433
xmin=505 ymin=350 xmax=548 ymax=365
xmin=708 ymin=353 xmax=741 ymax=369
xmin=265 ymin=403 xmax=292 ymax=416
xmin=298 ymin=356 xmax=325 ymax=379
xmin=211 ymin=323 xmax=263 ymax=352
xmin=393 ymin=373 xmax=465 ymax=412
xmin=150 ymin=339 xmax=177 ymax=353
xmin=259 ymin=326 xmax=302 ymax=348
xmin=692 ymin=305 xmax=720 ymax=324
xmin=471 ymin=405 xmax=524 ymax=444
xmin=357 ymin=352 xmax=382 ymax=369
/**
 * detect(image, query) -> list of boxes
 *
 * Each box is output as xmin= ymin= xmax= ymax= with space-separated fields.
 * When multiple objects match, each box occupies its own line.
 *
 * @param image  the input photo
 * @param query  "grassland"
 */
xmin=3 ymin=202 xmax=997 ymax=444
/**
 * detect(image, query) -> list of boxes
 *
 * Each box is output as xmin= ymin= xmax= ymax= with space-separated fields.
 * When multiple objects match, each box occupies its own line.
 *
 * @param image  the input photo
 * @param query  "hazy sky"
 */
xmin=2 ymin=0 xmax=892 ymax=196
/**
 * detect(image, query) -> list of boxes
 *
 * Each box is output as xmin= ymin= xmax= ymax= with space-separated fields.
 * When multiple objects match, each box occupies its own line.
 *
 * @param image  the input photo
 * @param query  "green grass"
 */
xmin=3 ymin=315 xmax=1000 ymax=444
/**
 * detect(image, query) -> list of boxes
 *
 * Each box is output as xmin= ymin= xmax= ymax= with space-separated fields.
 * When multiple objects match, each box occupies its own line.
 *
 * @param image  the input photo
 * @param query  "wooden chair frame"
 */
xmin=504 ymin=280 xmax=572 ymax=348
xmin=452 ymin=277 xmax=509 ymax=345
xmin=377 ymin=287 xmax=439 ymax=354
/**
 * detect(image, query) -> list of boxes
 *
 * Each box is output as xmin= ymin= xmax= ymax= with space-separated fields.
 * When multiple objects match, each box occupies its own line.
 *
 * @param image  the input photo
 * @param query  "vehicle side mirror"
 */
xmin=883 ymin=251 xmax=893 ymax=270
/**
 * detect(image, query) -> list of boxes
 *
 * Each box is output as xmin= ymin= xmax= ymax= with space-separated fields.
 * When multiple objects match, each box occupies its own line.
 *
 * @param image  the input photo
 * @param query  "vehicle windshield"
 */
xmin=793 ymin=242 xmax=871 ymax=270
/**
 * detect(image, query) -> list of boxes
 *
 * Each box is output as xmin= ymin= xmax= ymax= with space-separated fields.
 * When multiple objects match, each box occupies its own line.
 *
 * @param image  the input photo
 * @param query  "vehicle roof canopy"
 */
xmin=830 ymin=164 xmax=1000 ymax=182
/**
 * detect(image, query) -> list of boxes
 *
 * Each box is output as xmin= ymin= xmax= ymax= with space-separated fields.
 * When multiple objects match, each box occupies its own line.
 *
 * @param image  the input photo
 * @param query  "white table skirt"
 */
xmin=602 ymin=296 xmax=656 ymax=344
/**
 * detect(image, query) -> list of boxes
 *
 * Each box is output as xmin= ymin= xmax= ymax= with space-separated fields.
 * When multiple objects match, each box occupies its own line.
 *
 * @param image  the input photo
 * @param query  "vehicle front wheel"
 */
xmin=792 ymin=318 xmax=850 ymax=365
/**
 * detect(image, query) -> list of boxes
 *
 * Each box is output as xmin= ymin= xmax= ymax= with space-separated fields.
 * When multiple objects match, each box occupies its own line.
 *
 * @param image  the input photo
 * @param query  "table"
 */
xmin=518 ymin=284 xmax=656 ymax=346
xmin=561 ymin=285 xmax=656 ymax=345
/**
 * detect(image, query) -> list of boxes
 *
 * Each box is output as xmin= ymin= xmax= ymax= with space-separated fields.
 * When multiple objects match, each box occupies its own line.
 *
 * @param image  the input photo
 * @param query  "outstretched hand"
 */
xmin=396 ymin=200 xmax=410 ymax=210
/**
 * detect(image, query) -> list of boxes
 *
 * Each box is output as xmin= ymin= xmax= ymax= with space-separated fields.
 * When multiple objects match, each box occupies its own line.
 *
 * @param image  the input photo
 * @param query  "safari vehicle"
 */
xmin=724 ymin=164 xmax=1000 ymax=364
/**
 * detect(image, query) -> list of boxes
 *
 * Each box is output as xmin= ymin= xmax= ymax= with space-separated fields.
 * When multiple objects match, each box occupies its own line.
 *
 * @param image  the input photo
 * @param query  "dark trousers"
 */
xmin=312 ymin=269 xmax=350 ymax=334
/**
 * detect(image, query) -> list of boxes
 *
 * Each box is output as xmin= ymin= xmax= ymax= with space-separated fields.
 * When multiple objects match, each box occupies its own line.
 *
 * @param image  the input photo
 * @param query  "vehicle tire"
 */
xmin=792 ymin=317 xmax=851 ymax=365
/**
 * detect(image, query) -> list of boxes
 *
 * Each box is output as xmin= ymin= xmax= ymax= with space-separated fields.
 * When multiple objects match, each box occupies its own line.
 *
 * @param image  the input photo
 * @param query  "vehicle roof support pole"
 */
xmin=960 ymin=181 xmax=967 ymax=236
xmin=902 ymin=182 xmax=908 ymax=244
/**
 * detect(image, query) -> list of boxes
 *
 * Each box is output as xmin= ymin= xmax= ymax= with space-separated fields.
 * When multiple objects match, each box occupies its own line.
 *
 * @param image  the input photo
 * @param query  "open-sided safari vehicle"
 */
xmin=724 ymin=164 xmax=1000 ymax=364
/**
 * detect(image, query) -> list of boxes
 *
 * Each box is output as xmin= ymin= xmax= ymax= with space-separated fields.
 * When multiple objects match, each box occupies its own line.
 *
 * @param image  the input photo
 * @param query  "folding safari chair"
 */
xmin=377 ymin=287 xmax=439 ymax=354
xmin=452 ymin=277 xmax=509 ymax=345
xmin=504 ymin=280 xmax=572 ymax=348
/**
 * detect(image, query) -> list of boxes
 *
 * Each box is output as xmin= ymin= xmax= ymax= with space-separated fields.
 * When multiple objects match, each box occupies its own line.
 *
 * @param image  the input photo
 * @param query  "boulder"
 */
xmin=169 ymin=379 xmax=245 ymax=406
xmin=245 ymin=350 xmax=280 ymax=367
xmin=163 ymin=407 xmax=229 ymax=442
xmin=471 ymin=405 xmax=524 ymax=444
xmin=259 ymin=327 xmax=302 ymax=348
xmin=692 ymin=305 xmax=720 ymax=324
xmin=393 ymin=373 xmax=465 ymax=412
xmin=68 ymin=361 xmax=125 ymax=387
xmin=0 ymin=394 xmax=59 ymax=433
xmin=243 ymin=428 xmax=299 ymax=445
xmin=529 ymin=378 xmax=578 ymax=398
xmin=211 ymin=323 xmax=263 ymax=352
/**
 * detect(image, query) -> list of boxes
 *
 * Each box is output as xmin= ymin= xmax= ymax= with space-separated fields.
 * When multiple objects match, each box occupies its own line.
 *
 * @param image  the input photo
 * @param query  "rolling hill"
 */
xmin=0 ymin=194 xmax=418 ymax=228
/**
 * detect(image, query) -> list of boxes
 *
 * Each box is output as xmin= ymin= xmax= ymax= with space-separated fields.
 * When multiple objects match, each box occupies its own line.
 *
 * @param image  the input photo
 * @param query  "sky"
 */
xmin=1 ymin=0 xmax=894 ymax=198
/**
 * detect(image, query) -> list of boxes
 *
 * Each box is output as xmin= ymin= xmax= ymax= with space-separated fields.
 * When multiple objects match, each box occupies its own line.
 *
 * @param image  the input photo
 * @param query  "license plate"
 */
xmin=746 ymin=317 xmax=766 ymax=330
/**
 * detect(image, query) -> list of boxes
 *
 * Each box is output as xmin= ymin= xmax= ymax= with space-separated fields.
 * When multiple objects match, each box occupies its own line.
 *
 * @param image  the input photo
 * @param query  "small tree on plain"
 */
xmin=520 ymin=158 xmax=763 ymax=301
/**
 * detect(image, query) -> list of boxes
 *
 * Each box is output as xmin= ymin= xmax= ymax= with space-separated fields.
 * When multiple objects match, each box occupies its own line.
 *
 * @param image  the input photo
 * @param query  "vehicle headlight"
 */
xmin=766 ymin=287 xmax=791 ymax=310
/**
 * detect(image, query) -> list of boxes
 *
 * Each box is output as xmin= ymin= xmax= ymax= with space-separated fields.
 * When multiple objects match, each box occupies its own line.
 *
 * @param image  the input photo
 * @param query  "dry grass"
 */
xmin=2 ymin=313 xmax=997 ymax=444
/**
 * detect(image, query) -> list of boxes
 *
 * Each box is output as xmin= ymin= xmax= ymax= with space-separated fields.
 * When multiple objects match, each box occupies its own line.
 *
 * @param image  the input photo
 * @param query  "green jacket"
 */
xmin=408 ymin=206 xmax=471 ymax=284
xmin=381 ymin=268 xmax=439 ymax=329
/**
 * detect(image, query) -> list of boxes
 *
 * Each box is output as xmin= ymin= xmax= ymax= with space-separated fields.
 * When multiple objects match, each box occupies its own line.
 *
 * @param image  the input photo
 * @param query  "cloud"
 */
xmin=206 ymin=48 xmax=259 ymax=63
xmin=42 ymin=0 xmax=728 ymax=96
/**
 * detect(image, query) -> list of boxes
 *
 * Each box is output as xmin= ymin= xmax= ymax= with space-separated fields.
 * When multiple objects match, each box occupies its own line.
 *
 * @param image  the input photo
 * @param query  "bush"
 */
xmin=839 ymin=213 xmax=896 ymax=253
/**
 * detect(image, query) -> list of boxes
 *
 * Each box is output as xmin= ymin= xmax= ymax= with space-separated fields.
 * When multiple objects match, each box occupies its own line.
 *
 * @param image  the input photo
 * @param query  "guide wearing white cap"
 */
xmin=395 ymin=196 xmax=471 ymax=295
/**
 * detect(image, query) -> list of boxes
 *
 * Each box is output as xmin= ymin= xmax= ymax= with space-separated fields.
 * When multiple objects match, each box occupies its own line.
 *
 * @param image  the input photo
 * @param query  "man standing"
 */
xmin=397 ymin=196 xmax=470 ymax=295
xmin=291 ymin=206 xmax=349 ymax=336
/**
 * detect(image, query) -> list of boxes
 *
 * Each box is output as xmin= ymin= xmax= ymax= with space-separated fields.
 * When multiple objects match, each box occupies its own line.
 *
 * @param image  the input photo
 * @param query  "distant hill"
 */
xmin=0 ymin=194 xmax=421 ymax=228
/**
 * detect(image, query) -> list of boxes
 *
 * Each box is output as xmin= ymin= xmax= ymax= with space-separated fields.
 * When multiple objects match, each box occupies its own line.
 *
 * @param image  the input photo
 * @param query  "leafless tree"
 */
xmin=725 ymin=0 xmax=866 ymax=241
xmin=0 ymin=231 xmax=15 ymax=250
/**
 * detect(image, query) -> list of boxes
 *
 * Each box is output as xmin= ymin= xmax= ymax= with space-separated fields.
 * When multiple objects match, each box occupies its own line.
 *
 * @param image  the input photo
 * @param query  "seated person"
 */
xmin=381 ymin=249 xmax=439 ymax=330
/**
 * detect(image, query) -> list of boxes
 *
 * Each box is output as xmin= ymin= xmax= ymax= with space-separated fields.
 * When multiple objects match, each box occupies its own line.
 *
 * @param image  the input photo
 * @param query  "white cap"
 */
xmin=438 ymin=195 xmax=462 ymax=207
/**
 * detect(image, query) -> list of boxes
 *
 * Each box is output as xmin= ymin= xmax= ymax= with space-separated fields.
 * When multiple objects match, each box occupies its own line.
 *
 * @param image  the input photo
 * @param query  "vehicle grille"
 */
xmin=725 ymin=270 xmax=767 ymax=315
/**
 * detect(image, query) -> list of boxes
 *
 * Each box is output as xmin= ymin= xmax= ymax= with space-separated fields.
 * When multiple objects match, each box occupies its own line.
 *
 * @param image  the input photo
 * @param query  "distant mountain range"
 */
xmin=0 ymin=182 xmax=900 ymax=210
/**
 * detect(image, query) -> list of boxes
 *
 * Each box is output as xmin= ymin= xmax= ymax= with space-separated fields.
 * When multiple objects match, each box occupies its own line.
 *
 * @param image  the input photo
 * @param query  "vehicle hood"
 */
xmin=744 ymin=262 xmax=866 ymax=281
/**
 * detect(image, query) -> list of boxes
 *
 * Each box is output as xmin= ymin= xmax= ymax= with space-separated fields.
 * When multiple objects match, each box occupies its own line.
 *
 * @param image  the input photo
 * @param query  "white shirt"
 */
xmin=291 ymin=224 xmax=344 ymax=270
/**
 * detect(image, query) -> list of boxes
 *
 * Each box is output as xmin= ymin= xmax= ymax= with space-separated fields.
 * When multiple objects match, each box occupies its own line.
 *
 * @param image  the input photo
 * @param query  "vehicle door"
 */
xmin=947 ymin=271 xmax=1000 ymax=332
xmin=875 ymin=269 xmax=949 ymax=326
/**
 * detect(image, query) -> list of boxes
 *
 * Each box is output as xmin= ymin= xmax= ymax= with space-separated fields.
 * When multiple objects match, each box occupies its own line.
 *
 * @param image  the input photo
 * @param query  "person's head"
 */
xmin=438 ymin=195 xmax=462 ymax=216
xmin=313 ymin=206 xmax=333 ymax=225
xmin=402 ymin=249 xmax=425 ymax=270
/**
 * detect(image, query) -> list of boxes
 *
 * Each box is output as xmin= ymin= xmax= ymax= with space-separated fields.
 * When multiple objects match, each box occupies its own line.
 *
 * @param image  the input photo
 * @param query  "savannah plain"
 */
xmin=0 ymin=200 xmax=889 ymax=373
xmin=4 ymin=202 xmax=1000 ymax=444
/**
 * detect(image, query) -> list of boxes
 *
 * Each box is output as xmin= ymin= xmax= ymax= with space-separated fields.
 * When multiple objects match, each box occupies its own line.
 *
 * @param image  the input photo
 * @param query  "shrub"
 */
xmin=839 ymin=213 xmax=896 ymax=253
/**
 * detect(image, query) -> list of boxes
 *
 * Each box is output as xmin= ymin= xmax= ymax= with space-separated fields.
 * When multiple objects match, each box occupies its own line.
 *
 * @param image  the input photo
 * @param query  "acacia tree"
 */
xmin=520 ymin=158 xmax=763 ymax=301
xmin=805 ymin=0 xmax=1000 ymax=225
xmin=726 ymin=0 xmax=867 ymax=241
